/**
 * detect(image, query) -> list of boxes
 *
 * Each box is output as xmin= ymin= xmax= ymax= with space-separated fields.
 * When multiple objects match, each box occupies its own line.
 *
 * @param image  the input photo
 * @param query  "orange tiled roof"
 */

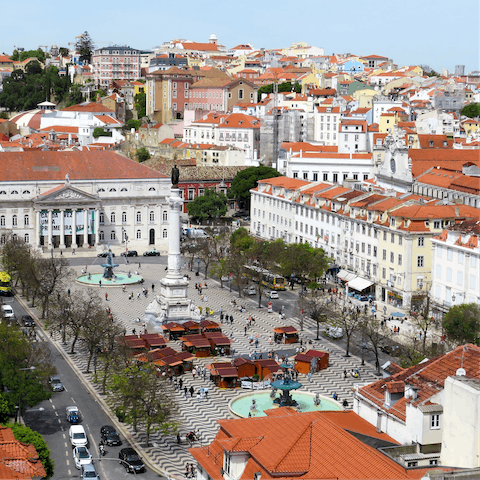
xmin=257 ymin=176 xmax=309 ymax=190
xmin=62 ymin=101 xmax=114 ymax=113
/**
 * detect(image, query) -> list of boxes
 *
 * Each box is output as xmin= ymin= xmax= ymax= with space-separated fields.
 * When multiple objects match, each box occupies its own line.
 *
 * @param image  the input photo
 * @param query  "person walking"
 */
xmin=179 ymin=378 xmax=183 ymax=389
xmin=308 ymin=371 xmax=312 ymax=383
xmin=189 ymin=386 xmax=195 ymax=397
xmin=151 ymin=283 xmax=155 ymax=292
xmin=192 ymin=368 xmax=197 ymax=379
xmin=184 ymin=387 xmax=188 ymax=398
xmin=105 ymin=293 xmax=108 ymax=301
xmin=204 ymin=386 xmax=209 ymax=399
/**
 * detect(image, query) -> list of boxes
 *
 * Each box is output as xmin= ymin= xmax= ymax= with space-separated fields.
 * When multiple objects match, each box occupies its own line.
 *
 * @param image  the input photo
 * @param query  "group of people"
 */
xmin=343 ymin=368 xmax=360 ymax=379
xmin=184 ymin=462 xmax=196 ymax=478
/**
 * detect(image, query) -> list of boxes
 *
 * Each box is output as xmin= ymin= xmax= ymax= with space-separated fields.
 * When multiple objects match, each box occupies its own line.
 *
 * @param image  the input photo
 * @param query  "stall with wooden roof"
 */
xmin=182 ymin=320 xmax=201 ymax=335
xmin=175 ymin=351 xmax=195 ymax=372
xmin=255 ymin=359 xmax=280 ymax=379
xmin=205 ymin=332 xmax=231 ymax=355
xmin=141 ymin=333 xmax=168 ymax=350
xmin=161 ymin=322 xmax=186 ymax=340
xmin=273 ymin=326 xmax=299 ymax=344
xmin=181 ymin=334 xmax=212 ymax=357
xmin=200 ymin=319 xmax=222 ymax=333
xmin=208 ymin=362 xmax=239 ymax=389
xmin=234 ymin=357 xmax=256 ymax=378
xmin=120 ymin=337 xmax=148 ymax=354
xmin=294 ymin=349 xmax=329 ymax=374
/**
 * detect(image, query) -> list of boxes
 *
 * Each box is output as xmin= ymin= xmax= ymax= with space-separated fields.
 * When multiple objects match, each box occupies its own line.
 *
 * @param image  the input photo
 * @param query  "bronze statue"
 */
xmin=171 ymin=165 xmax=179 ymax=187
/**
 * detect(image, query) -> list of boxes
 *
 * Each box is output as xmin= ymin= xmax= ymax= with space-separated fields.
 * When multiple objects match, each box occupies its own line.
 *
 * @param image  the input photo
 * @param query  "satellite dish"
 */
xmin=456 ymin=368 xmax=466 ymax=376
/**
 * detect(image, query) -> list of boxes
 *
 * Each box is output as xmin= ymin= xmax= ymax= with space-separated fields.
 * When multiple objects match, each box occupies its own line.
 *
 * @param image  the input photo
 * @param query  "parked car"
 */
xmin=143 ymin=249 xmax=160 ymax=256
xmin=100 ymin=425 xmax=122 ymax=446
xmin=121 ymin=250 xmax=138 ymax=257
xmin=266 ymin=291 xmax=279 ymax=299
xmin=21 ymin=315 xmax=35 ymax=327
xmin=81 ymin=463 xmax=100 ymax=479
xmin=119 ymin=447 xmax=145 ymax=473
xmin=244 ymin=286 xmax=256 ymax=295
xmin=69 ymin=425 xmax=88 ymax=448
xmin=73 ymin=446 xmax=92 ymax=470
xmin=380 ymin=344 xmax=402 ymax=356
xmin=326 ymin=326 xmax=343 ymax=339
xmin=49 ymin=376 xmax=65 ymax=392
xmin=232 ymin=211 xmax=247 ymax=218
xmin=66 ymin=406 xmax=81 ymax=424
xmin=1 ymin=305 xmax=15 ymax=321
xmin=97 ymin=251 xmax=115 ymax=258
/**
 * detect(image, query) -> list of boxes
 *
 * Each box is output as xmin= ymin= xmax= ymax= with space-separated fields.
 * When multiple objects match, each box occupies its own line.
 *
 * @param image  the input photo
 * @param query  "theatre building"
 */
xmin=0 ymin=151 xmax=171 ymax=251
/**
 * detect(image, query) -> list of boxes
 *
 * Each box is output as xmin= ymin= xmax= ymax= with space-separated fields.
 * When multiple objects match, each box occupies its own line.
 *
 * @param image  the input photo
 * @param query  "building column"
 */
xmin=94 ymin=209 xmax=100 ymax=246
xmin=83 ymin=209 xmax=89 ymax=247
xmin=71 ymin=209 xmax=77 ymax=249
xmin=59 ymin=209 xmax=66 ymax=249
xmin=47 ymin=210 xmax=53 ymax=247
xmin=35 ymin=210 xmax=41 ymax=248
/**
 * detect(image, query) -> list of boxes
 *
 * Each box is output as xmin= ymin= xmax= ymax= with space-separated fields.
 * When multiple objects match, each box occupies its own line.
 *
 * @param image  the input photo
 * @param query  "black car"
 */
xmin=232 ymin=211 xmax=247 ymax=218
xmin=100 ymin=425 xmax=122 ymax=446
xmin=21 ymin=315 xmax=35 ymax=327
xmin=119 ymin=447 xmax=145 ymax=473
xmin=120 ymin=250 xmax=138 ymax=257
xmin=380 ymin=344 xmax=402 ymax=356
xmin=97 ymin=251 xmax=115 ymax=258
xmin=143 ymin=249 xmax=160 ymax=256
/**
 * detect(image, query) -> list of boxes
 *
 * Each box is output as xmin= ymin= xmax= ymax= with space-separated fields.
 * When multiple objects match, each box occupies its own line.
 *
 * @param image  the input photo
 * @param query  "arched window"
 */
xmin=109 ymin=188 xmax=116 ymax=192
xmin=99 ymin=212 xmax=105 ymax=223
xmin=24 ymin=215 xmax=29 ymax=226
xmin=149 ymin=211 xmax=155 ymax=222
xmin=24 ymin=233 xmax=29 ymax=244
xmin=149 ymin=187 xmax=156 ymax=192
xmin=110 ymin=212 xmax=116 ymax=223
xmin=110 ymin=231 xmax=116 ymax=240
xmin=0 ymin=234 xmax=5 ymax=244
xmin=136 ymin=211 xmax=142 ymax=223
xmin=98 ymin=188 xmax=105 ymax=192
xmin=121 ymin=188 xmax=128 ymax=192
xmin=0 ymin=191 xmax=6 ymax=195
xmin=136 ymin=229 xmax=141 ymax=239
xmin=23 ymin=190 xmax=30 ymax=195
xmin=11 ymin=190 xmax=18 ymax=195
xmin=0 ymin=216 xmax=5 ymax=226
xmin=122 ymin=212 xmax=127 ymax=223
xmin=12 ymin=215 xmax=17 ymax=227
xmin=163 ymin=229 xmax=168 ymax=238
xmin=99 ymin=231 xmax=105 ymax=240
xmin=162 ymin=211 xmax=168 ymax=222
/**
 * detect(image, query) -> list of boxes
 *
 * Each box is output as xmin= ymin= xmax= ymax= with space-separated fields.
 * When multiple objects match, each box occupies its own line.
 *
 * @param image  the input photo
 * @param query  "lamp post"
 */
xmin=122 ymin=228 xmax=129 ymax=255
xmin=197 ymin=259 xmax=200 ymax=274
xmin=17 ymin=366 xmax=35 ymax=423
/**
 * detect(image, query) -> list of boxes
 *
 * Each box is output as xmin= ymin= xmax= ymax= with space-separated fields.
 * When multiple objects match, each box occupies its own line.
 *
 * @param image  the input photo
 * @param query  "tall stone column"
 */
xmin=59 ymin=209 xmax=66 ymax=249
xmin=35 ymin=210 xmax=41 ymax=247
xmin=47 ymin=210 xmax=53 ymax=247
xmin=94 ymin=209 xmax=100 ymax=246
xmin=83 ymin=209 xmax=89 ymax=247
xmin=71 ymin=209 xmax=77 ymax=249
xmin=167 ymin=188 xmax=183 ymax=275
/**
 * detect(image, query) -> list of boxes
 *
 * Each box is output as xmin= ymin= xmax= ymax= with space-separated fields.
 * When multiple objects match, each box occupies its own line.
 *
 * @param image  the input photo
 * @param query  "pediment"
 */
xmin=34 ymin=185 xmax=99 ymax=205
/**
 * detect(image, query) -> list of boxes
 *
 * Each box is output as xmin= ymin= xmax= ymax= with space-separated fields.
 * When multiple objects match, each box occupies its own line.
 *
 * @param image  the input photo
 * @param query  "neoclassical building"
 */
xmin=0 ymin=151 xmax=171 ymax=251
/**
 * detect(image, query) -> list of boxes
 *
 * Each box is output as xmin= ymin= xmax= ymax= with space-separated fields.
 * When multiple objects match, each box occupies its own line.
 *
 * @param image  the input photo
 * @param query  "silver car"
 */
xmin=81 ymin=464 xmax=99 ymax=479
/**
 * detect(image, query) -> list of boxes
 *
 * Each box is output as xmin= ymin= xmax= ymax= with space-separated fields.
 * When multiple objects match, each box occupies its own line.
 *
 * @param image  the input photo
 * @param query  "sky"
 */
xmin=1 ymin=0 xmax=478 ymax=74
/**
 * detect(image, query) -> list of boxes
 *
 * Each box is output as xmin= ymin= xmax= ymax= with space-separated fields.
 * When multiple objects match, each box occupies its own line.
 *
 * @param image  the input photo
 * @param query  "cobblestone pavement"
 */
xmin=45 ymin=257 xmax=382 ymax=477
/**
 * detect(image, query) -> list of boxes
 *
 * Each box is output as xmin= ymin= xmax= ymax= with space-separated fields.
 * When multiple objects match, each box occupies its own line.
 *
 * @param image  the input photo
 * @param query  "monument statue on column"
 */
xmin=145 ymin=166 xmax=202 ymax=328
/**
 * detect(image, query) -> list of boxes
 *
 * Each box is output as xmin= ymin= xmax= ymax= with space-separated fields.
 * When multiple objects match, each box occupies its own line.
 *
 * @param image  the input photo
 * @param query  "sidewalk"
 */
xmin=21 ymin=258 xmax=382 ymax=477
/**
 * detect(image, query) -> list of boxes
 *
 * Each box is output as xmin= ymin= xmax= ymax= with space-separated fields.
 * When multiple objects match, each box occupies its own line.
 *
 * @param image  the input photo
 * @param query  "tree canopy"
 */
xmin=443 ymin=303 xmax=480 ymax=345
xmin=10 ymin=49 xmax=46 ymax=63
xmin=257 ymin=81 xmax=301 ymax=98
xmin=75 ymin=31 xmax=95 ymax=64
xmin=136 ymin=147 xmax=150 ymax=162
xmin=187 ymin=188 xmax=227 ymax=221
xmin=461 ymin=103 xmax=480 ymax=118
xmin=228 ymin=166 xmax=282 ymax=209
xmin=134 ymin=92 xmax=146 ymax=119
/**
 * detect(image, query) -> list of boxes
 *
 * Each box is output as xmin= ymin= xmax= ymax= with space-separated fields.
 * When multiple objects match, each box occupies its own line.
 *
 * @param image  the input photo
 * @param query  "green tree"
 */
xmin=75 ymin=31 xmax=94 ymax=64
xmin=361 ymin=316 xmax=388 ymax=376
xmin=6 ymin=423 xmax=54 ymax=477
xmin=443 ymin=303 xmax=480 ymax=345
xmin=333 ymin=306 xmax=365 ymax=357
xmin=134 ymin=92 xmax=146 ymax=119
xmin=187 ymin=189 xmax=227 ymax=221
xmin=10 ymin=49 xmax=46 ymax=63
xmin=136 ymin=147 xmax=150 ymax=162
xmin=228 ymin=166 xmax=281 ymax=210
xmin=126 ymin=118 xmax=141 ymax=131
xmin=409 ymin=295 xmax=437 ymax=354
xmin=461 ymin=103 xmax=480 ymax=118
xmin=257 ymin=81 xmax=302 ymax=98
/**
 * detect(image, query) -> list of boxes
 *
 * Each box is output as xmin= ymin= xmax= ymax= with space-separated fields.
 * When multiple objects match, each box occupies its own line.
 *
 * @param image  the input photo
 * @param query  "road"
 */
xmin=8 ymin=295 xmax=163 ymax=480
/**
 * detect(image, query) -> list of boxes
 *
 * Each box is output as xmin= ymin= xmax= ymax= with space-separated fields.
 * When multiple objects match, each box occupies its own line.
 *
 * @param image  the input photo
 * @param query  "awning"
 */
xmin=337 ymin=269 xmax=357 ymax=282
xmin=347 ymin=276 xmax=374 ymax=292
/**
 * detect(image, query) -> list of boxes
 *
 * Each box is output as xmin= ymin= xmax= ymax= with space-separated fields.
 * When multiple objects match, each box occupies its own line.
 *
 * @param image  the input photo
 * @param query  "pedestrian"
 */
xmin=132 ymin=328 xmax=136 ymax=335
xmin=343 ymin=369 xmax=347 ymax=379
xmin=197 ymin=392 xmax=201 ymax=401
xmin=137 ymin=292 xmax=141 ymax=299
xmin=204 ymin=386 xmax=209 ymax=398
xmin=192 ymin=368 xmax=197 ymax=379
xmin=184 ymin=387 xmax=188 ymax=398
xmin=189 ymin=464 xmax=195 ymax=478
xmin=244 ymin=326 xmax=247 ymax=336
xmin=72 ymin=248 xmax=75 ymax=255
xmin=152 ymin=283 xmax=155 ymax=292
xmin=200 ymin=387 xmax=204 ymax=398
xmin=185 ymin=464 xmax=189 ymax=478
xmin=220 ymin=312 xmax=224 ymax=322
xmin=333 ymin=392 xmax=338 ymax=400
xmin=99 ymin=279 xmax=102 ymax=287
xmin=179 ymin=378 xmax=183 ymax=389
xmin=138 ymin=262 xmax=141 ymax=269
xmin=105 ymin=293 xmax=108 ymax=301
xmin=343 ymin=399 xmax=349 ymax=409
xmin=189 ymin=386 xmax=194 ymax=397
xmin=230 ymin=315 xmax=233 ymax=324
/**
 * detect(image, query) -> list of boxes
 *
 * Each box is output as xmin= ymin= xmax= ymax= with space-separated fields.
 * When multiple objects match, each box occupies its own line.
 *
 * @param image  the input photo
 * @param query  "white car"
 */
xmin=326 ymin=326 xmax=343 ymax=339
xmin=245 ymin=286 xmax=256 ymax=295
xmin=266 ymin=291 xmax=279 ymax=299
xmin=73 ymin=446 xmax=92 ymax=469
xmin=69 ymin=425 xmax=88 ymax=448
xmin=1 ymin=305 xmax=15 ymax=320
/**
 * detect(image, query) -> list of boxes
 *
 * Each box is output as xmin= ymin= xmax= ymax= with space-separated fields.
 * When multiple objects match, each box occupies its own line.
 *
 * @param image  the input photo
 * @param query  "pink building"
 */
xmin=92 ymin=46 xmax=141 ymax=87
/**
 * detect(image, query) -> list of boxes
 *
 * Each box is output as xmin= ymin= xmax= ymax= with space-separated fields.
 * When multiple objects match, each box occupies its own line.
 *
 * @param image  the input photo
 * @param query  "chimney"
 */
xmin=455 ymin=206 xmax=460 ymax=217
xmin=376 ymin=411 xmax=383 ymax=433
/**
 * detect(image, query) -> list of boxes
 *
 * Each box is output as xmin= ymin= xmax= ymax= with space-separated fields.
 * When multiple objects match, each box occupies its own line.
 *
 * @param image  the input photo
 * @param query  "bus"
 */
xmin=0 ymin=272 xmax=12 ymax=296
xmin=244 ymin=265 xmax=286 ymax=291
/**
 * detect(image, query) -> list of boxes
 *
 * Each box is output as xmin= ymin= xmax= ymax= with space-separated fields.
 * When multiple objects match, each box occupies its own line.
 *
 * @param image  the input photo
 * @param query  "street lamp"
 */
xmin=197 ymin=259 xmax=200 ymax=274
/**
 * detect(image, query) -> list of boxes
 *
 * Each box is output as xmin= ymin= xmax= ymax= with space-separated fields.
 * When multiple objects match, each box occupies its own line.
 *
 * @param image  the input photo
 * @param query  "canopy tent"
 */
xmin=347 ymin=276 xmax=374 ymax=292
xmin=337 ymin=269 xmax=357 ymax=282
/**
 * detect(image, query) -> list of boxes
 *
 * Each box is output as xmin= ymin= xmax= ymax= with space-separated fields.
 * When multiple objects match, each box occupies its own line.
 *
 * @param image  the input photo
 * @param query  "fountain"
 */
xmin=101 ymin=250 xmax=119 ymax=279
xmin=229 ymin=360 xmax=342 ymax=417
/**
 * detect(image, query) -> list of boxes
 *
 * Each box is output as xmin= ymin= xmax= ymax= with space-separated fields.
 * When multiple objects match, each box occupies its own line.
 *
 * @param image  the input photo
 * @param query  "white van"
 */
xmin=69 ymin=425 xmax=88 ymax=447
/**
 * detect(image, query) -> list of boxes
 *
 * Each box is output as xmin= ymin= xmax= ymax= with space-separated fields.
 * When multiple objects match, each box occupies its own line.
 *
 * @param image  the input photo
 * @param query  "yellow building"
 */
xmin=462 ymin=118 xmax=480 ymax=136
xmin=352 ymin=89 xmax=377 ymax=108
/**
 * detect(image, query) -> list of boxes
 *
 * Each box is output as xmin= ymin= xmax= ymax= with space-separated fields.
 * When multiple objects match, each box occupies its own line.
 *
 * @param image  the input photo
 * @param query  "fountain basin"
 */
xmin=77 ymin=272 xmax=143 ymax=287
xmin=229 ymin=391 xmax=342 ymax=418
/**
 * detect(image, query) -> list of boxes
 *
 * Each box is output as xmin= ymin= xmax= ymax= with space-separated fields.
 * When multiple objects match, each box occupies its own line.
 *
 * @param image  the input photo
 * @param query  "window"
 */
xmin=373 ymin=246 xmax=377 ymax=257
xmin=99 ymin=230 xmax=104 ymax=240
xmin=398 ymin=254 xmax=402 ymax=266
xmin=407 ymin=462 xmax=418 ymax=467
xmin=458 ymin=251 xmax=464 ymax=264
xmin=313 ymin=173 xmax=318 ymax=181
xmin=447 ymin=248 xmax=452 ymax=260
xmin=398 ymin=236 xmax=402 ymax=246
xmin=163 ymin=211 xmax=168 ymax=222
xmin=24 ymin=215 xmax=29 ymax=226
xmin=418 ymin=236 xmax=425 ymax=247
xmin=303 ymin=172 xmax=308 ymax=180
xmin=24 ymin=233 xmax=29 ymax=244
xmin=110 ymin=231 xmax=116 ymax=240
xmin=429 ymin=460 xmax=438 ymax=466
xmin=383 ymin=231 xmax=387 ymax=241
xmin=390 ymin=252 xmax=394 ymax=263
xmin=293 ymin=172 xmax=298 ymax=179
xmin=99 ymin=212 xmax=105 ymax=224
xmin=122 ymin=211 xmax=127 ymax=223
xmin=417 ymin=256 xmax=424 ymax=268
xmin=391 ymin=233 xmax=395 ymax=243
xmin=149 ymin=187 xmax=156 ymax=192
xmin=382 ymin=249 xmax=387 ymax=261
xmin=163 ymin=229 xmax=168 ymax=238
xmin=136 ymin=211 xmax=142 ymax=223
xmin=333 ymin=173 xmax=338 ymax=183
xmin=149 ymin=211 xmax=155 ymax=222
xmin=323 ymin=173 xmax=328 ymax=181
xmin=0 ymin=215 xmax=4 ymax=226
xmin=12 ymin=215 xmax=17 ymax=227
xmin=382 ymin=268 xmax=386 ymax=279
xmin=430 ymin=414 xmax=440 ymax=429
xmin=110 ymin=212 xmax=116 ymax=223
